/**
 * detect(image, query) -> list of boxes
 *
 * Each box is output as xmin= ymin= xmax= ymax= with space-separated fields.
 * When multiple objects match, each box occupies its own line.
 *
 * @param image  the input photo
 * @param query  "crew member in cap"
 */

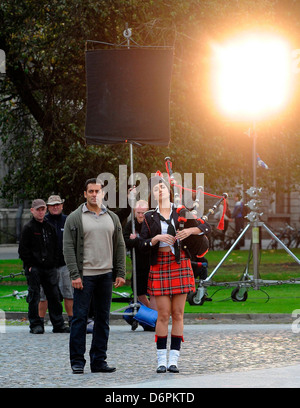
xmin=39 ymin=195 xmax=73 ymax=327
xmin=18 ymin=199 xmax=69 ymax=334
xmin=139 ymin=173 xmax=211 ymax=373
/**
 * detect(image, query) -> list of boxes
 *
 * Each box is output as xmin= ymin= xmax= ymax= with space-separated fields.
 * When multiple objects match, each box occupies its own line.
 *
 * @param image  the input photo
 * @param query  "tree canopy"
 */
xmin=0 ymin=0 xmax=300 ymax=213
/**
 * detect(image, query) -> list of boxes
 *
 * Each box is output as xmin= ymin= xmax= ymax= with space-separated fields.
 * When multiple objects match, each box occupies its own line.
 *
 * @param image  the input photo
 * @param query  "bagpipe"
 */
xmin=164 ymin=157 xmax=228 ymax=264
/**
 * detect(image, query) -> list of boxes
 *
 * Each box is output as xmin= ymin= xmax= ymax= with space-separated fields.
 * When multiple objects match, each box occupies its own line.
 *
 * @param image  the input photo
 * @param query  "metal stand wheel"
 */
xmin=231 ymin=287 xmax=248 ymax=302
xmin=187 ymin=288 xmax=206 ymax=306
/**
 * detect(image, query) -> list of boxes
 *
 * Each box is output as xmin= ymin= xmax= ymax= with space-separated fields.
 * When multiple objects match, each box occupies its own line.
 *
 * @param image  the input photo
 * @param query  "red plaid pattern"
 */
xmin=147 ymin=250 xmax=195 ymax=296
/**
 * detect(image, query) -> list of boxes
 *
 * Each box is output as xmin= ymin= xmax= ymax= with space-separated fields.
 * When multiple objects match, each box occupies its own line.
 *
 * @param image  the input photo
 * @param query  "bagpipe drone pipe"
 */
xmin=164 ymin=157 xmax=228 ymax=275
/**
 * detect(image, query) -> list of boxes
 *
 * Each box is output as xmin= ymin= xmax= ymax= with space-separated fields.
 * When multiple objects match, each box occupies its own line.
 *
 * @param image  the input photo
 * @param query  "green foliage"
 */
xmin=0 ymin=0 xmax=299 ymax=212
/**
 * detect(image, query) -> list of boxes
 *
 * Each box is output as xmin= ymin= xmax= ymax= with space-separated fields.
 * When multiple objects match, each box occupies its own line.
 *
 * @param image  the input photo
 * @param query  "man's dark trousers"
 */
xmin=25 ymin=266 xmax=65 ymax=330
xmin=69 ymin=272 xmax=113 ymax=370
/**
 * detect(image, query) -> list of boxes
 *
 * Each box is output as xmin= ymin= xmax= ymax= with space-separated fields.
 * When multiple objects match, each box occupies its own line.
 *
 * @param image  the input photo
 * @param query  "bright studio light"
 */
xmin=212 ymin=33 xmax=292 ymax=120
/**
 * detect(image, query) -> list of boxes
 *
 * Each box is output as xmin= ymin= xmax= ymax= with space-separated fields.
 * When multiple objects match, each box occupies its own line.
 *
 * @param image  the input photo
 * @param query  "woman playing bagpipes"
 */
xmin=138 ymin=172 xmax=211 ymax=373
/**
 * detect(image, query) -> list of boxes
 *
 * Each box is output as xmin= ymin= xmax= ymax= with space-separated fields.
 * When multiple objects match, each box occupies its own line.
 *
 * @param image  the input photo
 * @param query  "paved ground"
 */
xmin=1 ymin=320 xmax=300 ymax=390
xmin=1 ymin=244 xmax=300 ymax=392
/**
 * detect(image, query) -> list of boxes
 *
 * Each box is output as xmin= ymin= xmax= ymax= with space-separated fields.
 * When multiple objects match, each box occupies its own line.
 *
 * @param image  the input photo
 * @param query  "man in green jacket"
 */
xmin=63 ymin=178 xmax=126 ymax=374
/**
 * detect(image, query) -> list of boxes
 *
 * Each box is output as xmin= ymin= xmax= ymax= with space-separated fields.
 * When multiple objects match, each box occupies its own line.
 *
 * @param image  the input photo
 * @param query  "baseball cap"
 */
xmin=31 ymin=199 xmax=47 ymax=209
xmin=46 ymin=195 xmax=65 ymax=205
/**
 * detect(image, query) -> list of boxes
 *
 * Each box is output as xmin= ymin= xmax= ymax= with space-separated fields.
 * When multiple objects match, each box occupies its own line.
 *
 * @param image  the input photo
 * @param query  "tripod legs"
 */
xmin=190 ymin=224 xmax=251 ymax=305
xmin=262 ymin=223 xmax=300 ymax=265
xmin=192 ymin=221 xmax=300 ymax=305
xmin=206 ymin=223 xmax=251 ymax=282
xmin=206 ymin=221 xmax=300 ymax=284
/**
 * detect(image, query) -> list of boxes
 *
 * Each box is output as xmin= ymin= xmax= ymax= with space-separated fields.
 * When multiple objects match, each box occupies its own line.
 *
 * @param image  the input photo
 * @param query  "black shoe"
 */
xmin=30 ymin=326 xmax=44 ymax=334
xmin=131 ymin=320 xmax=139 ymax=331
xmin=167 ymin=365 xmax=179 ymax=373
xmin=91 ymin=365 xmax=116 ymax=373
xmin=53 ymin=325 xmax=70 ymax=333
xmin=156 ymin=365 xmax=167 ymax=373
xmin=72 ymin=365 xmax=84 ymax=374
xmin=143 ymin=325 xmax=156 ymax=332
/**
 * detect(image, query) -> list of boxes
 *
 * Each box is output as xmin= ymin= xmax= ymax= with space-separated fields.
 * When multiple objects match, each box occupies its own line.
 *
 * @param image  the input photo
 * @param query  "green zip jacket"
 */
xmin=63 ymin=204 xmax=126 ymax=281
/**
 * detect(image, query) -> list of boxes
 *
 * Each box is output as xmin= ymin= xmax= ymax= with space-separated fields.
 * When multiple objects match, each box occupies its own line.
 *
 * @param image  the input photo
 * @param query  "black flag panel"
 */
xmin=85 ymin=48 xmax=173 ymax=146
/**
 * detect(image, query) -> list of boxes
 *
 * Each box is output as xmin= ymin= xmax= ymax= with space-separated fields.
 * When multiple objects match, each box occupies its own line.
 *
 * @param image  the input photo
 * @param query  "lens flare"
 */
xmin=212 ymin=33 xmax=293 ymax=120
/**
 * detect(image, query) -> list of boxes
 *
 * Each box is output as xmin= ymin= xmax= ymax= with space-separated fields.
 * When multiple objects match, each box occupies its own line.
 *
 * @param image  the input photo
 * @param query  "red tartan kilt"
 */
xmin=147 ymin=250 xmax=195 ymax=296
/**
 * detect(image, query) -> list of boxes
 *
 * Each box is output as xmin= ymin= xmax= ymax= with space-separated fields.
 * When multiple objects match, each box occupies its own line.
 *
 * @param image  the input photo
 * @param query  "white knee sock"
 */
xmin=157 ymin=349 xmax=167 ymax=368
xmin=168 ymin=349 xmax=180 ymax=368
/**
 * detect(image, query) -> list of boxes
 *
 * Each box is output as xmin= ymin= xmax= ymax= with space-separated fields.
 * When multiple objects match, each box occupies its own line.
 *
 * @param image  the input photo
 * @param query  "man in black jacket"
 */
xmin=18 ymin=199 xmax=69 ymax=334
xmin=39 ymin=195 xmax=73 ymax=326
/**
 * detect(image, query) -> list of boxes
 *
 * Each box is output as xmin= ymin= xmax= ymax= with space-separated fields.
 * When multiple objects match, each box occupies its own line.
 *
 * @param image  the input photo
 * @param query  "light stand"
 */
xmin=111 ymin=141 xmax=140 ymax=319
xmin=86 ymin=25 xmax=171 ymax=328
xmin=85 ymin=23 xmax=174 ymax=330
xmin=251 ymin=121 xmax=260 ymax=284
xmin=110 ymin=27 xmax=140 ymax=320
xmin=186 ymin=33 xmax=300 ymax=305
xmin=191 ymin=122 xmax=300 ymax=305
